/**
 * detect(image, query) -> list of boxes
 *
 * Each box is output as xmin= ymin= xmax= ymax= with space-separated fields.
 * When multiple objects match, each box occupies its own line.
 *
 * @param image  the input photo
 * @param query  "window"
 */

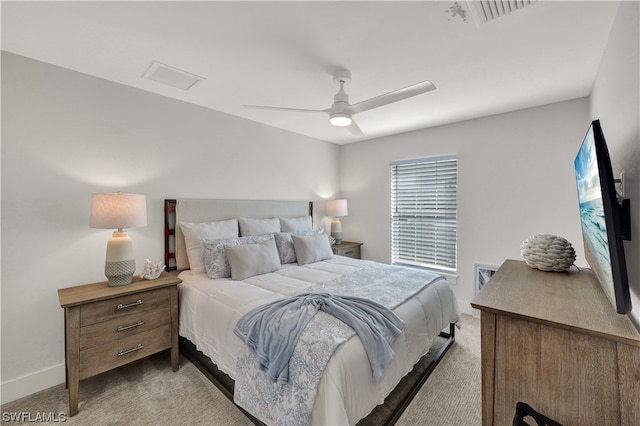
xmin=391 ymin=155 xmax=457 ymax=273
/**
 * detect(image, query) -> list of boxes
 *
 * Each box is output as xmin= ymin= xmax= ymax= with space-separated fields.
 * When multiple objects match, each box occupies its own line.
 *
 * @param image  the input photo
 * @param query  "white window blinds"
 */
xmin=391 ymin=155 xmax=457 ymax=272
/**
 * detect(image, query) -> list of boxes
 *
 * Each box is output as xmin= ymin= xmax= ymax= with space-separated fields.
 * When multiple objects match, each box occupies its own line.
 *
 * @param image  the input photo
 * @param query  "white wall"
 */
xmin=589 ymin=1 xmax=640 ymax=328
xmin=339 ymin=98 xmax=589 ymax=313
xmin=3 ymin=3 xmax=637 ymax=403
xmin=0 ymin=52 xmax=340 ymax=402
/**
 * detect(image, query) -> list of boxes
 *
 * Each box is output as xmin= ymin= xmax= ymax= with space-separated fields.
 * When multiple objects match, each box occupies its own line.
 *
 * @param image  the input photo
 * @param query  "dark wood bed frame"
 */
xmin=163 ymin=199 xmax=455 ymax=425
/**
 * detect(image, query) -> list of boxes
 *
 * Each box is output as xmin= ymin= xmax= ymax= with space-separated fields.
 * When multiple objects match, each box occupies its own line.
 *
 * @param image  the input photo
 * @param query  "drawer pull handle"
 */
xmin=344 ymin=250 xmax=354 ymax=255
xmin=117 ymin=300 xmax=143 ymax=310
xmin=118 ymin=344 xmax=144 ymax=357
xmin=117 ymin=321 xmax=144 ymax=332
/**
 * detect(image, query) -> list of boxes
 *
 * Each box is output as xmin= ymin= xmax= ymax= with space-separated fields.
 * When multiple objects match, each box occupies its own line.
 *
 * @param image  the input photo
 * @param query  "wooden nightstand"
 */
xmin=58 ymin=271 xmax=181 ymax=416
xmin=332 ymin=241 xmax=363 ymax=259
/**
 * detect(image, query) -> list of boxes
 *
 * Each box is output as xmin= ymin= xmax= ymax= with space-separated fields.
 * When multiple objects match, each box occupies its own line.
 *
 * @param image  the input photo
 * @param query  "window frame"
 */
xmin=390 ymin=154 xmax=458 ymax=275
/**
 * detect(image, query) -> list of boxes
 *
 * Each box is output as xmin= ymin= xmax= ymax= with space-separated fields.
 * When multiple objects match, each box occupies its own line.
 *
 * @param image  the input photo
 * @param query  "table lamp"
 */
xmin=326 ymin=199 xmax=348 ymax=244
xmin=90 ymin=192 xmax=147 ymax=286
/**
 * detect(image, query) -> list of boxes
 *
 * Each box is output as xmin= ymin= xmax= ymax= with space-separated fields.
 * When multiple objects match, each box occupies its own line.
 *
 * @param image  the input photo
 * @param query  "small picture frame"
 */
xmin=474 ymin=264 xmax=498 ymax=318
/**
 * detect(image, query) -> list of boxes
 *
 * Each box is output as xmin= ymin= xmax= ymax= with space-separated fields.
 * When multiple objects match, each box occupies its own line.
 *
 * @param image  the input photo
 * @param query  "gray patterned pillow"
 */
xmin=273 ymin=228 xmax=324 ymax=264
xmin=202 ymin=235 xmax=272 ymax=279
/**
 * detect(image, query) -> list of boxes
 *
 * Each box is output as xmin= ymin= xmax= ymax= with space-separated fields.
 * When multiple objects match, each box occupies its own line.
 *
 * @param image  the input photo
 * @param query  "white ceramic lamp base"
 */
xmin=105 ymin=230 xmax=136 ymax=286
xmin=105 ymin=259 xmax=136 ymax=286
xmin=331 ymin=217 xmax=343 ymax=244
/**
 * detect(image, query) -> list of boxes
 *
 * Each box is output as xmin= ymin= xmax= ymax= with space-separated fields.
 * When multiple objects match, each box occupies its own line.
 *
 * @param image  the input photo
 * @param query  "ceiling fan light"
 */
xmin=330 ymin=113 xmax=352 ymax=127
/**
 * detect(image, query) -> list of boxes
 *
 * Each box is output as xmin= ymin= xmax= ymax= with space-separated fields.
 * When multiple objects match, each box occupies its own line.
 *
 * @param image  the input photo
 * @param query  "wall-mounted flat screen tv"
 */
xmin=574 ymin=119 xmax=631 ymax=314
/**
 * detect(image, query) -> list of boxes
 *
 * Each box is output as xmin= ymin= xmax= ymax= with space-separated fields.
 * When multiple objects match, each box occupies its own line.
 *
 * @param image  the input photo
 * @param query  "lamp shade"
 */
xmin=90 ymin=193 xmax=147 ymax=230
xmin=326 ymin=199 xmax=348 ymax=217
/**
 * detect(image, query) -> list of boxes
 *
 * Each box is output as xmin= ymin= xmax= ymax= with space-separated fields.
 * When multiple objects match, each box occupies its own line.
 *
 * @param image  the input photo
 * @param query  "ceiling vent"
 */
xmin=466 ymin=0 xmax=538 ymax=25
xmin=142 ymin=61 xmax=205 ymax=90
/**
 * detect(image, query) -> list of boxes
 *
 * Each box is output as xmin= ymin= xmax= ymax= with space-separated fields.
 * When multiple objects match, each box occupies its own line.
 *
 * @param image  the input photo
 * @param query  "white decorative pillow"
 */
xmin=279 ymin=216 xmax=312 ymax=233
xmin=291 ymin=233 xmax=334 ymax=265
xmin=225 ymin=238 xmax=281 ymax=280
xmin=273 ymin=228 xmax=324 ymax=264
xmin=238 ymin=217 xmax=281 ymax=236
xmin=202 ymin=235 xmax=272 ymax=279
xmin=180 ymin=219 xmax=239 ymax=273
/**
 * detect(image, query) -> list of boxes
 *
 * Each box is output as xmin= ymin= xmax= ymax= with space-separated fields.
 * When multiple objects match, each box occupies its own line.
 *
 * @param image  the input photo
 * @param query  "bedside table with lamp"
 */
xmin=58 ymin=192 xmax=180 ymax=416
xmin=326 ymin=199 xmax=363 ymax=259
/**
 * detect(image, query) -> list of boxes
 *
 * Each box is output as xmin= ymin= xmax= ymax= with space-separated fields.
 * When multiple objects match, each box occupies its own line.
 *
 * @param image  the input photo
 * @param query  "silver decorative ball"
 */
xmin=520 ymin=234 xmax=576 ymax=272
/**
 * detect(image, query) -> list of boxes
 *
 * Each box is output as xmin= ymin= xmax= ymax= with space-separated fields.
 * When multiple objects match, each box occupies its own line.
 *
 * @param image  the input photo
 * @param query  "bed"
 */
xmin=164 ymin=199 xmax=461 ymax=425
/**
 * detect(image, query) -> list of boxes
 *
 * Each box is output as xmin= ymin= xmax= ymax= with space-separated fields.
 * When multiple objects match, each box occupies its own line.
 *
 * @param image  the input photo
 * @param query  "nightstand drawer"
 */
xmin=334 ymin=245 xmax=361 ymax=259
xmin=79 ymin=306 xmax=171 ymax=350
xmin=80 ymin=287 xmax=170 ymax=326
xmin=79 ymin=323 xmax=172 ymax=379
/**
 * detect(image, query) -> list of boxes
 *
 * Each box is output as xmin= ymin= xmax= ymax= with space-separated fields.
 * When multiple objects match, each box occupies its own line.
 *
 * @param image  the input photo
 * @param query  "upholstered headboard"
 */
xmin=164 ymin=199 xmax=313 ymax=271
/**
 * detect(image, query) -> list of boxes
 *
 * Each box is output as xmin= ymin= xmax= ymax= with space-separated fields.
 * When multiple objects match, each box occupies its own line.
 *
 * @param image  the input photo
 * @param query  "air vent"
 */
xmin=466 ymin=0 xmax=537 ymax=25
xmin=142 ymin=61 xmax=205 ymax=91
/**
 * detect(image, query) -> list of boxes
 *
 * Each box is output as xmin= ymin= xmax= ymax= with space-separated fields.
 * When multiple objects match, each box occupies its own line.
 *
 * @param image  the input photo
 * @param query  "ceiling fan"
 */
xmin=243 ymin=69 xmax=436 ymax=136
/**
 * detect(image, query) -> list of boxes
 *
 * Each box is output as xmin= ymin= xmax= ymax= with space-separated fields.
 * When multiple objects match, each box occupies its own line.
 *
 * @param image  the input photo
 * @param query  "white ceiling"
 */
xmin=1 ymin=1 xmax=620 ymax=144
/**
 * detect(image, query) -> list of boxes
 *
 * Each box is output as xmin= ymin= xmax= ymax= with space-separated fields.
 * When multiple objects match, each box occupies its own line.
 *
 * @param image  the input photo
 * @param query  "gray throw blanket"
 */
xmin=233 ymin=292 xmax=405 ymax=383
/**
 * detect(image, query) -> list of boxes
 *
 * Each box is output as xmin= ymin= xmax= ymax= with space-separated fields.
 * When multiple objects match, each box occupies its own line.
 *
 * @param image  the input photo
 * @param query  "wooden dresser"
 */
xmin=471 ymin=259 xmax=640 ymax=426
xmin=58 ymin=272 xmax=181 ymax=416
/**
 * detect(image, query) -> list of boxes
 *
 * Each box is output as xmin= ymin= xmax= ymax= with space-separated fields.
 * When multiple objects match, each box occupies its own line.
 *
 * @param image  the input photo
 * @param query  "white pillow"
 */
xmin=291 ymin=233 xmax=334 ymax=265
xmin=238 ymin=217 xmax=281 ymax=236
xmin=180 ymin=219 xmax=239 ymax=273
xmin=225 ymin=238 xmax=281 ymax=280
xmin=202 ymin=235 xmax=272 ymax=279
xmin=279 ymin=216 xmax=312 ymax=233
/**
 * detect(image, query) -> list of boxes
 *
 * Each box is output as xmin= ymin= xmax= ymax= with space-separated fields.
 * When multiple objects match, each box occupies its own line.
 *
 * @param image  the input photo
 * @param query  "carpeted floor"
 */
xmin=396 ymin=314 xmax=481 ymax=426
xmin=1 ymin=314 xmax=481 ymax=425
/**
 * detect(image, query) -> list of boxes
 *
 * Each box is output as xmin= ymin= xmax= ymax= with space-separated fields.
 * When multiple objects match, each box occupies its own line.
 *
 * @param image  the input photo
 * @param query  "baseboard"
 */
xmin=1 ymin=363 xmax=65 ymax=405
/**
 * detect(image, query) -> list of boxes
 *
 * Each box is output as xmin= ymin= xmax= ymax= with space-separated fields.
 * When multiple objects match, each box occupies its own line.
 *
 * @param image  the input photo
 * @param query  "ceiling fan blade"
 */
xmin=243 ymin=104 xmax=327 ymax=114
xmin=349 ymin=80 xmax=436 ymax=114
xmin=347 ymin=120 xmax=364 ymax=136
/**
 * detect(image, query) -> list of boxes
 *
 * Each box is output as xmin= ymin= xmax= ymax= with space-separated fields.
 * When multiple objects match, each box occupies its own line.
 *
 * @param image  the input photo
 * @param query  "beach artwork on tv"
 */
xmin=575 ymin=129 xmax=615 ymax=305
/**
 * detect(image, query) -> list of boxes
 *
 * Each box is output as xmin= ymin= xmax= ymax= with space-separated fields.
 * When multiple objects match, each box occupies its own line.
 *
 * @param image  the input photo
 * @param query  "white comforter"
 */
xmin=178 ymin=256 xmax=460 ymax=425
